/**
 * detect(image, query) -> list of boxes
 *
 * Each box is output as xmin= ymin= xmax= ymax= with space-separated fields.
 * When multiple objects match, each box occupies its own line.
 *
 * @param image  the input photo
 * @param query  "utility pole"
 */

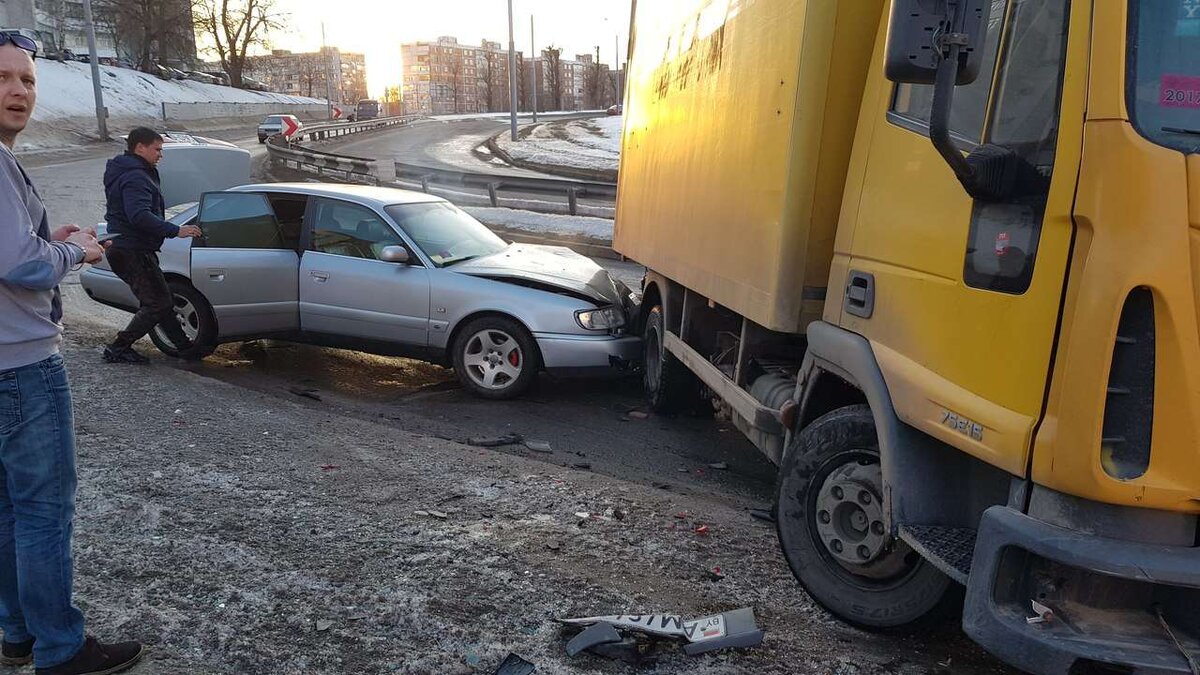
xmin=595 ymin=45 xmax=601 ymax=110
xmin=322 ymin=23 xmax=333 ymax=120
xmin=530 ymin=15 xmax=537 ymax=122
xmin=507 ymin=0 xmax=518 ymax=141
xmin=81 ymin=0 xmax=107 ymax=140
xmin=615 ymin=33 xmax=621 ymax=104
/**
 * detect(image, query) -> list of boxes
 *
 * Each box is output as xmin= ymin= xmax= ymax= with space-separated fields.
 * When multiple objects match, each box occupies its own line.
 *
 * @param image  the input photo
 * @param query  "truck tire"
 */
xmin=776 ymin=405 xmax=958 ymax=630
xmin=642 ymin=304 xmax=706 ymax=414
xmin=149 ymin=280 xmax=217 ymax=361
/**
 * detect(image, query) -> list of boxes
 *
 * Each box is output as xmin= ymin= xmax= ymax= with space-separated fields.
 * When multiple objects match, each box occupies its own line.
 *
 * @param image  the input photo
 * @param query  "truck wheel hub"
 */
xmin=815 ymin=460 xmax=888 ymax=566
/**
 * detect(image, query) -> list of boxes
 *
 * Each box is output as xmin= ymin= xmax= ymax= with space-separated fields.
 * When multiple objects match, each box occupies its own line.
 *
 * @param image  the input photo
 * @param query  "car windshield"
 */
xmin=384 ymin=202 xmax=507 ymax=267
xmin=1130 ymin=0 xmax=1200 ymax=153
xmin=263 ymin=116 xmax=284 ymax=124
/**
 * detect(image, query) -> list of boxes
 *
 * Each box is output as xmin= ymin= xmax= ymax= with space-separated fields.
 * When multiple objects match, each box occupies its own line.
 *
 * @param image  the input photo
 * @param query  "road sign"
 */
xmin=332 ymin=106 xmax=343 ymax=120
xmin=281 ymin=116 xmax=300 ymax=138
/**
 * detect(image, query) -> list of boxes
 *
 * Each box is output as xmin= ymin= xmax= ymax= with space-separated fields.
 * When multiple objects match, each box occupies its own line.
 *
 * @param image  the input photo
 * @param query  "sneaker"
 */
xmin=1 ymin=637 xmax=33 ymax=666
xmin=102 ymin=347 xmax=150 ymax=365
xmin=35 ymin=636 xmax=143 ymax=675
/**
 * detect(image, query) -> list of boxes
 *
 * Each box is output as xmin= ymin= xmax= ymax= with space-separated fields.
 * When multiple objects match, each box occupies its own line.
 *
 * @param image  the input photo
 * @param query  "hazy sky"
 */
xmin=263 ymin=1 xmax=634 ymax=96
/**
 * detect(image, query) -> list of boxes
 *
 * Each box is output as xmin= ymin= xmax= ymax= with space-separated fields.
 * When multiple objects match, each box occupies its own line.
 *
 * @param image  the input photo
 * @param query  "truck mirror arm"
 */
xmin=929 ymin=36 xmax=977 ymax=191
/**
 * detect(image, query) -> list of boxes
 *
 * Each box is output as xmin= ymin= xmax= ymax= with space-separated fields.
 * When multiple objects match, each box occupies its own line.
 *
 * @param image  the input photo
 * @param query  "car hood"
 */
xmin=452 ymin=244 xmax=625 ymax=306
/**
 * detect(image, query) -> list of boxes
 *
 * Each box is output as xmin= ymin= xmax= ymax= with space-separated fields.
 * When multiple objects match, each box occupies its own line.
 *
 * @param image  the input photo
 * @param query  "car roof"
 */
xmin=231 ymin=182 xmax=447 ymax=208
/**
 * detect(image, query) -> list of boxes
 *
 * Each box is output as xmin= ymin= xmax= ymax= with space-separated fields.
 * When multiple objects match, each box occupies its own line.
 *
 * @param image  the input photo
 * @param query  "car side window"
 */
xmin=265 ymin=194 xmax=307 ymax=250
xmin=310 ymin=199 xmax=407 ymax=261
xmin=195 ymin=192 xmax=287 ymax=249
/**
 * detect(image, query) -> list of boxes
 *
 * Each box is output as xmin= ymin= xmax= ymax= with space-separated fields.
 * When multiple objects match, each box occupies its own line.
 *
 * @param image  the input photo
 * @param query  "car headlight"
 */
xmin=575 ymin=306 xmax=626 ymax=331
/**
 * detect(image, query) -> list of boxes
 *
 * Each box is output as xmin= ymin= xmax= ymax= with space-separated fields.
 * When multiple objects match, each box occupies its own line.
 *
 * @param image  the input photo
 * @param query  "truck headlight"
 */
xmin=575 ymin=306 xmax=626 ymax=331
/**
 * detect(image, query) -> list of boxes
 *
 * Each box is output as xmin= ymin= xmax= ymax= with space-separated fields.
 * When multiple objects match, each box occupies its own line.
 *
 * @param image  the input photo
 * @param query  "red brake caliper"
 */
xmin=508 ymin=349 xmax=520 ymax=367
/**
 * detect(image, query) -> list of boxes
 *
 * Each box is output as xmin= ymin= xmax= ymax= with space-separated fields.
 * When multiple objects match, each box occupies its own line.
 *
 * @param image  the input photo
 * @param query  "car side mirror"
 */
xmin=379 ymin=245 xmax=410 ymax=264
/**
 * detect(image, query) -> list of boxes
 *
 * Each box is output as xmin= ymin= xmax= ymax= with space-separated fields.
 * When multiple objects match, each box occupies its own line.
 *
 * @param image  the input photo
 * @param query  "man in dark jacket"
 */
xmin=102 ymin=127 xmax=201 ymax=364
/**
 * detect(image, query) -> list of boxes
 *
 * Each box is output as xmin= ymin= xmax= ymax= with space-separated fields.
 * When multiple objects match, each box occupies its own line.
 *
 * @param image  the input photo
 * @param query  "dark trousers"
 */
xmin=105 ymin=249 xmax=188 ymax=350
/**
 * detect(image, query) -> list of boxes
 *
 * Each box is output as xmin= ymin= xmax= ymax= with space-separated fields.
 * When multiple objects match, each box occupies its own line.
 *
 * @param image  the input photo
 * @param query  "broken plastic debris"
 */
xmin=566 ymin=621 xmax=623 ymax=657
xmin=694 ymin=525 xmax=710 ymax=536
xmin=574 ymin=512 xmax=590 ymax=519
xmin=428 ymin=511 xmax=449 ymax=519
xmin=524 ymin=440 xmax=553 ymax=453
xmin=708 ymin=462 xmax=729 ymax=470
xmin=1027 ymin=600 xmax=1054 ymax=624
xmin=561 ymin=608 xmax=765 ymax=655
xmin=707 ymin=567 xmax=725 ymax=581
xmin=626 ymin=411 xmax=649 ymax=420
xmin=491 ymin=653 xmax=535 ymax=675
xmin=315 ymin=620 xmax=333 ymax=632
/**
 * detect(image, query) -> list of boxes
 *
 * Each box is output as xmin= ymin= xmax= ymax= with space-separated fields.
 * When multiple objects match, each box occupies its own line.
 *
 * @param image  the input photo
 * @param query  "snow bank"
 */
xmin=464 ymin=206 xmax=614 ymax=242
xmin=18 ymin=60 xmax=325 ymax=150
xmin=494 ymin=116 xmax=621 ymax=175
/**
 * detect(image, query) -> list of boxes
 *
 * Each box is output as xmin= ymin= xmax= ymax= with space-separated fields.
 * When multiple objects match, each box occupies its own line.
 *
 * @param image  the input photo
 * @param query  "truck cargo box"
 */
xmin=614 ymin=0 xmax=883 ymax=333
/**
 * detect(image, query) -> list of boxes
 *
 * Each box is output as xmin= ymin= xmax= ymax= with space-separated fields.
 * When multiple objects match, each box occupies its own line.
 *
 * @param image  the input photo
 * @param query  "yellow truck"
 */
xmin=615 ymin=0 xmax=1199 ymax=671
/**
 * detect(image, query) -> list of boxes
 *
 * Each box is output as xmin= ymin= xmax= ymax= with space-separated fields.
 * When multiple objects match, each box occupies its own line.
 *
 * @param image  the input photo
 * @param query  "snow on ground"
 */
xmin=464 ymin=206 xmax=614 ymax=241
xmin=18 ymin=60 xmax=325 ymax=150
xmin=429 ymin=110 xmax=604 ymax=122
xmin=495 ymin=115 xmax=622 ymax=174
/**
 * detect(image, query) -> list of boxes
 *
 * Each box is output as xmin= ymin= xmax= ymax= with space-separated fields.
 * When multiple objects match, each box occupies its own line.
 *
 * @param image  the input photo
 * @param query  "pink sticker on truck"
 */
xmin=1160 ymin=74 xmax=1200 ymax=108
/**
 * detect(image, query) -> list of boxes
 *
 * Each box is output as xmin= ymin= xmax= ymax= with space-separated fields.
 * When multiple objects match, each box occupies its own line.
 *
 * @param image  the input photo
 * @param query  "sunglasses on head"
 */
xmin=0 ymin=32 xmax=38 ymax=58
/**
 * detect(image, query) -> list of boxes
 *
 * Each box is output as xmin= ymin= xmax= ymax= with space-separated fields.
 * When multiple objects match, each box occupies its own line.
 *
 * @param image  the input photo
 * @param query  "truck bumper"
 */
xmin=964 ymin=505 xmax=1200 ymax=674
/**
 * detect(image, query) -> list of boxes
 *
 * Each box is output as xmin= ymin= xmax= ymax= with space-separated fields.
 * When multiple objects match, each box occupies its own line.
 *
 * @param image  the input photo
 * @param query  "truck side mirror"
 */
xmin=884 ymin=0 xmax=990 ymax=86
xmin=883 ymin=0 xmax=992 ymax=195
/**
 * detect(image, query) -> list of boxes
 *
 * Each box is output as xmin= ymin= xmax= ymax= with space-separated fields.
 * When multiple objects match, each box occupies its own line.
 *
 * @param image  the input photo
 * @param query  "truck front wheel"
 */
xmin=642 ymin=304 xmax=706 ymax=415
xmin=777 ymin=405 xmax=958 ymax=630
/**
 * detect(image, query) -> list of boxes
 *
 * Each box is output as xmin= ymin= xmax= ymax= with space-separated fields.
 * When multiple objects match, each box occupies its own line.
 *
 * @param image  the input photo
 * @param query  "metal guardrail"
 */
xmin=393 ymin=160 xmax=616 ymax=215
xmin=264 ymin=115 xmax=618 ymax=217
xmin=266 ymin=135 xmax=379 ymax=182
xmin=299 ymin=115 xmax=421 ymax=141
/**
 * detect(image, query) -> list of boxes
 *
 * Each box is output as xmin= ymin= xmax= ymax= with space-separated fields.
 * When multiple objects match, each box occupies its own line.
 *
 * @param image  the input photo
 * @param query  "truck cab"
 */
xmin=616 ymin=1 xmax=1199 ymax=672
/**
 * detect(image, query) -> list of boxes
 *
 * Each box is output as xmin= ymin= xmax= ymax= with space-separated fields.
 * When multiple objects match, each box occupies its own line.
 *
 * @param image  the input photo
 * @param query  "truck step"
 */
xmin=897 ymin=525 xmax=978 ymax=585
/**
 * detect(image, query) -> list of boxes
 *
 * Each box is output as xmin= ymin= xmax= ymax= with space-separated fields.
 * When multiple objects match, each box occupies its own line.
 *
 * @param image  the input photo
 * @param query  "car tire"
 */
xmin=148 ymin=280 xmax=217 ymax=361
xmin=776 ymin=405 xmax=959 ymax=631
xmin=452 ymin=316 xmax=539 ymax=400
xmin=642 ymin=304 xmax=706 ymax=415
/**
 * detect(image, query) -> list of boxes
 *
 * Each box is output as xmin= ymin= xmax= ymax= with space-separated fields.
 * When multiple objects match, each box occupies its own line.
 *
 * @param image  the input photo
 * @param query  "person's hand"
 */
xmin=66 ymin=231 xmax=104 ymax=264
xmin=51 ymin=224 xmax=80 ymax=242
xmin=177 ymin=225 xmax=202 ymax=238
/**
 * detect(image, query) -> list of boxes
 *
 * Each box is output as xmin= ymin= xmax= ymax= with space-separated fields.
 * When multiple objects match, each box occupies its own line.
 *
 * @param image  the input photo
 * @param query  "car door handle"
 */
xmin=207 ymin=269 xmax=226 ymax=282
xmin=310 ymin=271 xmax=329 ymax=282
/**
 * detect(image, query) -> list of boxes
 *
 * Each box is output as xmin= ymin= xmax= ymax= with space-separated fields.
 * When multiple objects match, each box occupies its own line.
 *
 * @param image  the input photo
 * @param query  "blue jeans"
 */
xmin=0 ymin=354 xmax=85 ymax=668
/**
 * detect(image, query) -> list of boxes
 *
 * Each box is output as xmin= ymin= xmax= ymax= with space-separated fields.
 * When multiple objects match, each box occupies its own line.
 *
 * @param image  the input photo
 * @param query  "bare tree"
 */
xmin=37 ymin=0 xmax=70 ymax=60
xmin=544 ymin=46 xmax=562 ymax=111
xmin=96 ymin=0 xmax=194 ymax=70
xmin=193 ymin=0 xmax=286 ymax=88
xmin=447 ymin=56 xmax=462 ymax=113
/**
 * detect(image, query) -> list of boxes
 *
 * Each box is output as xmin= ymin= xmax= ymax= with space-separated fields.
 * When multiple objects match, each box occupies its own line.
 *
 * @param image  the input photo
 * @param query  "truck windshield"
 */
xmin=1129 ymin=0 xmax=1200 ymax=153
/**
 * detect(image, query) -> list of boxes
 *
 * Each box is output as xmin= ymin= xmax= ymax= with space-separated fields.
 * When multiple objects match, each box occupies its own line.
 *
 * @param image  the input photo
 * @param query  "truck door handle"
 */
xmin=844 ymin=271 xmax=875 ymax=319
xmin=310 ymin=271 xmax=329 ymax=282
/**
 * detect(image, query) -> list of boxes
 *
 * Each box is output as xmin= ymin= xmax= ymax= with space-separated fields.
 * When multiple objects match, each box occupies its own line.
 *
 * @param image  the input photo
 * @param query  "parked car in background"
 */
xmin=186 ymin=71 xmax=219 ymax=84
xmin=606 ymin=104 xmax=623 ymax=116
xmin=257 ymin=114 xmax=301 ymax=143
xmin=81 ymin=183 xmax=640 ymax=400
xmin=242 ymin=77 xmax=269 ymax=92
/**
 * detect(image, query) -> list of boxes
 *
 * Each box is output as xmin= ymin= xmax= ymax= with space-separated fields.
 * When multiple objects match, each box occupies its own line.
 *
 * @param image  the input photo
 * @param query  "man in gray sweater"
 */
xmin=0 ymin=34 xmax=143 ymax=675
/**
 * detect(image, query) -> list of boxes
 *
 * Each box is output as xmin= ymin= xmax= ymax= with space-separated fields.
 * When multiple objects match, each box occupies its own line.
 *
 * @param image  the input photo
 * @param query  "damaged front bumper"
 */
xmin=963 ymin=505 xmax=1200 ymax=674
xmin=535 ymin=333 xmax=641 ymax=374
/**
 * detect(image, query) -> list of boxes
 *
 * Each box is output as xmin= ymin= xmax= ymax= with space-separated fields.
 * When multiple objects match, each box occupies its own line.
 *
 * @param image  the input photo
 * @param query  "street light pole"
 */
xmin=80 ymin=0 xmax=107 ymax=140
xmin=507 ymin=0 xmax=518 ymax=141
xmin=530 ymin=15 xmax=537 ymax=123
xmin=322 ymin=22 xmax=333 ymax=120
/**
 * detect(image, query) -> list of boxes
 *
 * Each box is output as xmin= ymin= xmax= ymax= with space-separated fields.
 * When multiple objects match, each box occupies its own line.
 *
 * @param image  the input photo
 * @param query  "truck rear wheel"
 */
xmin=777 ymin=405 xmax=957 ymax=630
xmin=642 ymin=304 xmax=706 ymax=415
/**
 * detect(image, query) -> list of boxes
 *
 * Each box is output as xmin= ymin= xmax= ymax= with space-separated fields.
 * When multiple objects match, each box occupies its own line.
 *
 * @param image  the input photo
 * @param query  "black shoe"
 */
xmin=35 ymin=636 xmax=143 ymax=675
xmin=102 ymin=347 xmax=149 ymax=365
xmin=1 ymin=637 xmax=33 ymax=666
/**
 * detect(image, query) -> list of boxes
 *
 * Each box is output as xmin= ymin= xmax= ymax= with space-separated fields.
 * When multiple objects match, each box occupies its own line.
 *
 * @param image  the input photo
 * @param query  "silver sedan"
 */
xmin=81 ymin=183 xmax=641 ymax=399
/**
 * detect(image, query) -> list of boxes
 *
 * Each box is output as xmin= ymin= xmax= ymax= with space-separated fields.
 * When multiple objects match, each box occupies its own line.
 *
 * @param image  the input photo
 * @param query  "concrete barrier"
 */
xmin=162 ymin=102 xmax=330 ymax=123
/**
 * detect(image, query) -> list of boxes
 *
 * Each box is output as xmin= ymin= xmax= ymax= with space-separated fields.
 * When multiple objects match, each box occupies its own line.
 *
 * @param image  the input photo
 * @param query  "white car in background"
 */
xmin=257 ymin=114 xmax=301 ymax=143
